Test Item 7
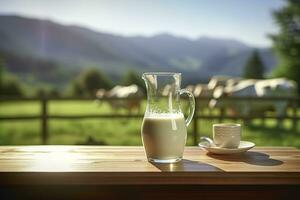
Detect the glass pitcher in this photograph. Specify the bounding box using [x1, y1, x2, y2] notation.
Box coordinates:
[141, 72, 195, 163]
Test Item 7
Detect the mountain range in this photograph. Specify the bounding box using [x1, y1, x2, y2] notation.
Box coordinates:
[0, 15, 276, 85]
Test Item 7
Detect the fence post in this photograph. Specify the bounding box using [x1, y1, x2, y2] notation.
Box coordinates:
[41, 97, 48, 144]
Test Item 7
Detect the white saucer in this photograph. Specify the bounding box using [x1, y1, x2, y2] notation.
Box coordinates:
[198, 141, 255, 155]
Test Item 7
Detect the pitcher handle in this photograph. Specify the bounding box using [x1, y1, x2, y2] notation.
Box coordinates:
[179, 89, 195, 127]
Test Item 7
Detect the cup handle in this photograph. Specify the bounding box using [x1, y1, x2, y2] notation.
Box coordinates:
[179, 89, 195, 127]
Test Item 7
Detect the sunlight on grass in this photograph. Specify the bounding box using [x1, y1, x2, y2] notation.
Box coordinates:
[49, 100, 110, 115]
[0, 101, 299, 147]
[0, 101, 40, 116]
[0, 120, 40, 145]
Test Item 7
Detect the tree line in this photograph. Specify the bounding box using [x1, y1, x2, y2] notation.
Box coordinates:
[0, 63, 145, 97]
[69, 68, 145, 97]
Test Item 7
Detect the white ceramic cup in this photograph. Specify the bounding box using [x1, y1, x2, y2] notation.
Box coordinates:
[213, 123, 241, 148]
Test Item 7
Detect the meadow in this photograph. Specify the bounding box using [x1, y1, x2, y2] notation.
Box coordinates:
[0, 100, 299, 148]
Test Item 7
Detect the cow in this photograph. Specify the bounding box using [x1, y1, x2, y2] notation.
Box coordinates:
[209, 79, 259, 114]
[162, 84, 176, 96]
[185, 83, 214, 113]
[208, 75, 233, 90]
[186, 84, 206, 97]
[226, 77, 244, 88]
[96, 84, 144, 113]
[209, 78, 298, 126]
[184, 77, 245, 113]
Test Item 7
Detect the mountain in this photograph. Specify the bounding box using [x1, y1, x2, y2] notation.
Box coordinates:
[0, 15, 276, 85]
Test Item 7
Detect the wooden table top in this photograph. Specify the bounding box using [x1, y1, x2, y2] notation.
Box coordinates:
[0, 146, 299, 185]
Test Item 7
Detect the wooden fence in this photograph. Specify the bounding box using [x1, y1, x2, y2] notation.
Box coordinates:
[0, 96, 299, 145]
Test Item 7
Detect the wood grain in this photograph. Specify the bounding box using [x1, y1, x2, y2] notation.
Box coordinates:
[0, 146, 299, 185]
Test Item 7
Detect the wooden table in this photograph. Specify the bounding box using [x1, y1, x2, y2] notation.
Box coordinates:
[0, 146, 299, 199]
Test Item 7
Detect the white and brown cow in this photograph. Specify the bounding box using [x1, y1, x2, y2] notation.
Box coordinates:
[208, 75, 233, 90]
[185, 83, 214, 113]
[96, 84, 144, 113]
[209, 78, 298, 123]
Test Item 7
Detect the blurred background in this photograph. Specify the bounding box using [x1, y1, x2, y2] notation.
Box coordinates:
[0, 0, 299, 147]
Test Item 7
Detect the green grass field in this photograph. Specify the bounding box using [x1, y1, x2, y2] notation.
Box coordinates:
[0, 100, 299, 147]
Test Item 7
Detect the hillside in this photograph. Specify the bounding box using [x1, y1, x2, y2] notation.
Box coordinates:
[0, 15, 276, 85]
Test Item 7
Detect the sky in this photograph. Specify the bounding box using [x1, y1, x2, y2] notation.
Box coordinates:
[0, 0, 285, 47]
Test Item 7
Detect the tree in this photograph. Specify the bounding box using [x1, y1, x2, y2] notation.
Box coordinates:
[121, 70, 145, 91]
[70, 80, 84, 97]
[0, 56, 23, 97]
[243, 50, 265, 79]
[36, 88, 47, 98]
[49, 88, 60, 97]
[270, 0, 300, 92]
[72, 68, 112, 97]
[0, 76, 23, 97]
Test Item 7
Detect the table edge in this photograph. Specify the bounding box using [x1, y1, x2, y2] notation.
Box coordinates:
[1, 171, 300, 185]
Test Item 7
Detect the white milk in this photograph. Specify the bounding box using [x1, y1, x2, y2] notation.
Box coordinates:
[141, 113, 187, 160]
